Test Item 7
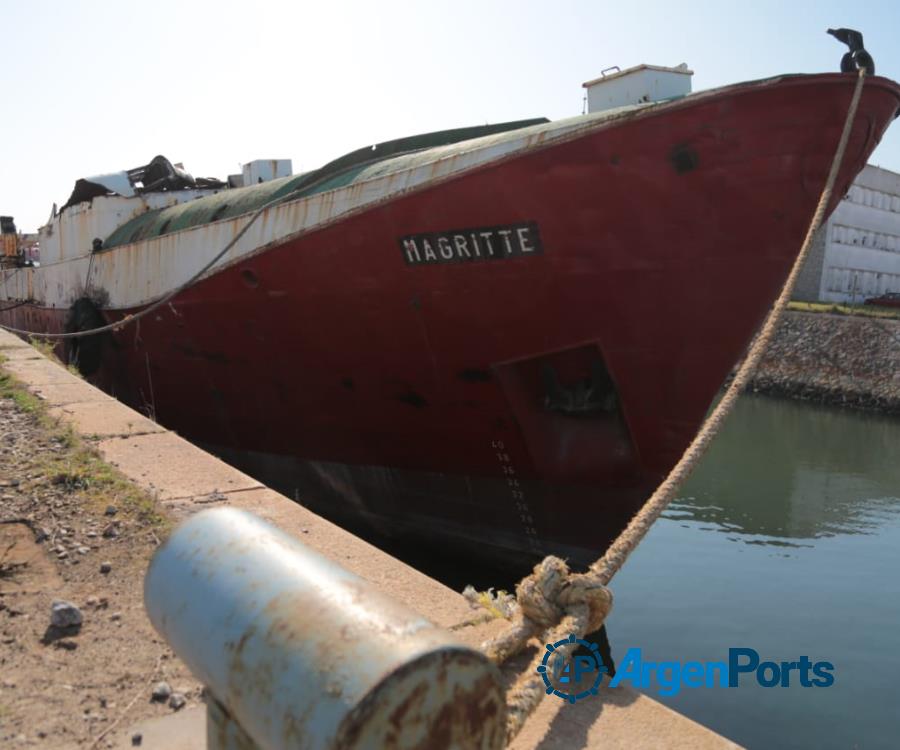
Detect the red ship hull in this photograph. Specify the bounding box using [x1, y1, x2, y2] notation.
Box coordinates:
[5, 74, 900, 569]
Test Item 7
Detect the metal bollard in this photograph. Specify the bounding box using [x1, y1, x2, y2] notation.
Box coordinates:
[144, 507, 506, 749]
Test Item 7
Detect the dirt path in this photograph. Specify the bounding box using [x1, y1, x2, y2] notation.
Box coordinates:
[0, 367, 200, 748]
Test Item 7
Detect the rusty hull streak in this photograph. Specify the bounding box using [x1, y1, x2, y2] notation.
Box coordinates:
[170, 342, 234, 365]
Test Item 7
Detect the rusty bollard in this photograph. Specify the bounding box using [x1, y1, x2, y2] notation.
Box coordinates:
[144, 507, 506, 749]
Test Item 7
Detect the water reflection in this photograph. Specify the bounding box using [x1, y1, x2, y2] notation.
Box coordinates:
[609, 395, 900, 749]
[665, 395, 900, 543]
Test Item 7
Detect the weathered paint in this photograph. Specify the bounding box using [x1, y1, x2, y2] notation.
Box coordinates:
[4, 73, 900, 570]
[2, 112, 637, 308]
[33, 189, 217, 266]
[583, 63, 693, 113]
[145, 508, 506, 750]
[3, 74, 899, 315]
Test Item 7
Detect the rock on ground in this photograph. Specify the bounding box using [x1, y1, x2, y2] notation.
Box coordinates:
[151, 681, 172, 702]
[50, 600, 83, 628]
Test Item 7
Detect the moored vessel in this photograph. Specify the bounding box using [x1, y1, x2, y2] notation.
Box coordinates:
[3, 64, 900, 570]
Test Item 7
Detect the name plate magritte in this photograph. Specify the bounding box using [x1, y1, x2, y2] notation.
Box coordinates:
[399, 222, 543, 266]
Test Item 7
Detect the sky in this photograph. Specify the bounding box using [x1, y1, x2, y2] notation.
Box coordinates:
[3, 0, 900, 232]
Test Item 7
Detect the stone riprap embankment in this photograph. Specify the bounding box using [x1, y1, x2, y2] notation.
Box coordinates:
[750, 311, 900, 414]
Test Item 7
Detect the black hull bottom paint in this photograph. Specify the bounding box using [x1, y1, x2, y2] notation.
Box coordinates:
[204, 443, 655, 580]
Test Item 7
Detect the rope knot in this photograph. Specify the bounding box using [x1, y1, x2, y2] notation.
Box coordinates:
[516, 556, 613, 634]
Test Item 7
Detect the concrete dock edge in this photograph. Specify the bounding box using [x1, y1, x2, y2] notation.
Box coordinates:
[0, 328, 741, 749]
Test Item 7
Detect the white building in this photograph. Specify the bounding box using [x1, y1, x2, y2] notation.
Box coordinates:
[794, 164, 900, 303]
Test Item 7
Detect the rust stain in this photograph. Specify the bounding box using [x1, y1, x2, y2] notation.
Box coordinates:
[336, 649, 505, 749]
[388, 681, 429, 731]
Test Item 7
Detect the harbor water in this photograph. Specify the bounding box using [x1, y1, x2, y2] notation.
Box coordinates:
[254, 390, 899, 748]
[607, 394, 900, 749]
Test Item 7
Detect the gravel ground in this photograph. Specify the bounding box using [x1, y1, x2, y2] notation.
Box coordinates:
[750, 310, 900, 413]
[0, 368, 200, 749]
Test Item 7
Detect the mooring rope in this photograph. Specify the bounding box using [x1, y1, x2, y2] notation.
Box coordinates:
[0, 298, 32, 314]
[483, 68, 867, 744]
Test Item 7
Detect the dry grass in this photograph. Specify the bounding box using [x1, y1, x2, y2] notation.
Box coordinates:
[0, 353, 194, 746]
[0, 359, 170, 533]
[788, 300, 900, 319]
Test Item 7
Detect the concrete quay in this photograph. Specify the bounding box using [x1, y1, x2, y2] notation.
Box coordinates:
[0, 327, 740, 749]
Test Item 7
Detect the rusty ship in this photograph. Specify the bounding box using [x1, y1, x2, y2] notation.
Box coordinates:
[3, 63, 900, 570]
